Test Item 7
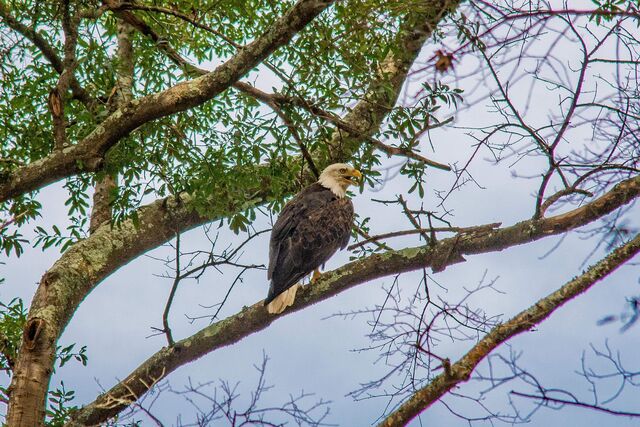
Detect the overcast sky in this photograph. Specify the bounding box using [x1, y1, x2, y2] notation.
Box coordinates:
[2, 2, 640, 426]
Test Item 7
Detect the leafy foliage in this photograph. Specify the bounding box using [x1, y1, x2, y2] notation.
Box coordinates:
[0, 298, 26, 373]
[0, 0, 461, 248]
[590, 0, 633, 24]
[0, 298, 26, 405]
[46, 382, 77, 427]
[56, 343, 88, 369]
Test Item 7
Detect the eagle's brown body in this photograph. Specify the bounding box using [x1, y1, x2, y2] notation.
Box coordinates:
[265, 182, 354, 306]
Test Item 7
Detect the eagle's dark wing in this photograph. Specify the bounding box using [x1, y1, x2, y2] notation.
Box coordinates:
[267, 183, 329, 280]
[265, 183, 354, 305]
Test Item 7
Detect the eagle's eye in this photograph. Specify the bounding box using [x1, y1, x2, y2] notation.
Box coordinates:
[339, 168, 347, 174]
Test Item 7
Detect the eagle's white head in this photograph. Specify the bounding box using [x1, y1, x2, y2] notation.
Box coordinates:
[318, 163, 362, 198]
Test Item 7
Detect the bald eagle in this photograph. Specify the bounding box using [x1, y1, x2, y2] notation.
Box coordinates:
[265, 163, 362, 314]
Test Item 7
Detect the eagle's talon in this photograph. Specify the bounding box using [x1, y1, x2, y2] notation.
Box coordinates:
[311, 268, 321, 284]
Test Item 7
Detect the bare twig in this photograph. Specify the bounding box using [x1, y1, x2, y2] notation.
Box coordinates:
[348, 222, 501, 251]
[162, 232, 180, 346]
[540, 187, 594, 216]
[510, 391, 640, 417]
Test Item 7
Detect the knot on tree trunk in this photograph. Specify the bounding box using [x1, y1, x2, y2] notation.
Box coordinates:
[23, 318, 45, 351]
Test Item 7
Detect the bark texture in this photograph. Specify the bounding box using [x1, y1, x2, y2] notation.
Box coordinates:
[89, 20, 134, 234]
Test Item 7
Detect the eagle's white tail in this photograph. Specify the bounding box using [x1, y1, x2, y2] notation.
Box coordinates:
[266, 283, 301, 314]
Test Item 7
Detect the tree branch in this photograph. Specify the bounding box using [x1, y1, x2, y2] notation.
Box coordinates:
[111, 3, 451, 173]
[509, 391, 640, 418]
[106, 2, 244, 49]
[0, 0, 336, 204]
[67, 174, 640, 426]
[89, 18, 134, 234]
[377, 232, 640, 426]
[236, 83, 453, 169]
[281, 94, 453, 169]
[347, 222, 502, 251]
[161, 232, 180, 347]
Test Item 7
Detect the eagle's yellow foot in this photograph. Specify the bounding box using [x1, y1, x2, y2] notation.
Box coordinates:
[311, 268, 322, 284]
[266, 283, 301, 314]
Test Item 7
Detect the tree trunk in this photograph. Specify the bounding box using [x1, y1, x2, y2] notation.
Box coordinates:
[5, 314, 55, 426]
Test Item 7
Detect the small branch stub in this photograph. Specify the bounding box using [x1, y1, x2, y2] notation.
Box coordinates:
[442, 358, 453, 378]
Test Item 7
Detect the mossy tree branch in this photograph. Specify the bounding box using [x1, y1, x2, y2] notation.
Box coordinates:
[89, 19, 134, 234]
[377, 232, 640, 426]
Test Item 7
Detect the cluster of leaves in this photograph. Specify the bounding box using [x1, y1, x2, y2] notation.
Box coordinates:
[45, 381, 77, 427]
[0, 298, 26, 374]
[349, 214, 382, 259]
[0, 298, 26, 410]
[0, 0, 468, 250]
[383, 81, 462, 197]
[0, 196, 41, 257]
[45, 342, 88, 425]
[34, 225, 77, 253]
[56, 343, 88, 369]
[590, 0, 636, 24]
[453, 12, 487, 51]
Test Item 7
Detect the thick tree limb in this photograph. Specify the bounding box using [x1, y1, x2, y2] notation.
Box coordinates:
[324, 6, 458, 163]
[51, 1, 80, 149]
[377, 233, 640, 427]
[5, 195, 207, 426]
[89, 19, 134, 234]
[0, 0, 336, 204]
[107, 2, 452, 172]
[103, 4, 322, 178]
[67, 174, 640, 426]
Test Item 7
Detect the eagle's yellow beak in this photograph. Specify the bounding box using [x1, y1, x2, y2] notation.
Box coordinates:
[350, 169, 362, 183]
